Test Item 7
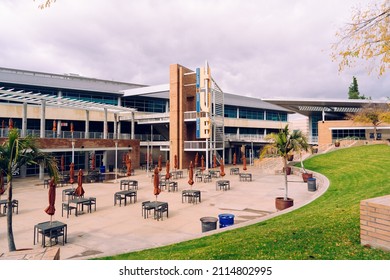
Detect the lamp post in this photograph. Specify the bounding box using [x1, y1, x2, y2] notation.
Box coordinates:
[114, 140, 118, 183]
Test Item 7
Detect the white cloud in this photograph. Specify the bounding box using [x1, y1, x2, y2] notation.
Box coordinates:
[0, 0, 388, 99]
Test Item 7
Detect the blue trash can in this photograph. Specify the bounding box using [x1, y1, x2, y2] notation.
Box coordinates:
[100, 165, 106, 174]
[307, 177, 317, 192]
[218, 213, 234, 228]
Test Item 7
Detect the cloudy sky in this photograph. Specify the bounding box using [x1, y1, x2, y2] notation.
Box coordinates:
[0, 0, 388, 100]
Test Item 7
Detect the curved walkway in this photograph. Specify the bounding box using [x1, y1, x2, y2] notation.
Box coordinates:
[0, 164, 329, 260]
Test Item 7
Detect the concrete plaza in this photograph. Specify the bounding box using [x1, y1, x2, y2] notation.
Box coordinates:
[0, 164, 327, 260]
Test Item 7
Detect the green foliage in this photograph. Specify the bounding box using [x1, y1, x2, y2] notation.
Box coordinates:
[0, 129, 59, 251]
[348, 76, 367, 99]
[99, 145, 390, 260]
[260, 125, 310, 200]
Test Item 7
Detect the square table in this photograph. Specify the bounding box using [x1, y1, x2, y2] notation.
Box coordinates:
[239, 173, 252, 181]
[216, 180, 230, 191]
[182, 190, 201, 204]
[230, 167, 240, 175]
[114, 190, 137, 206]
[67, 197, 96, 216]
[142, 201, 168, 220]
[34, 221, 67, 247]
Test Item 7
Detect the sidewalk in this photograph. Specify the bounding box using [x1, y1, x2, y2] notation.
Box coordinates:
[0, 165, 327, 260]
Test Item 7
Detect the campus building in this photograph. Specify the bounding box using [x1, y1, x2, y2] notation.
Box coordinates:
[1, 65, 388, 179]
[0, 64, 291, 178]
[264, 99, 390, 147]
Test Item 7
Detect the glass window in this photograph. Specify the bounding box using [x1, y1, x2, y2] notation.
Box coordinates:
[266, 110, 287, 122]
[224, 105, 237, 118]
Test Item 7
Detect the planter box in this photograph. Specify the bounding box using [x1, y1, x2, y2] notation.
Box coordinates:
[275, 197, 294, 210]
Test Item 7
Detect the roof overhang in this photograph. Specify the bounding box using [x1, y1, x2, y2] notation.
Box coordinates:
[262, 98, 388, 116]
[0, 88, 136, 116]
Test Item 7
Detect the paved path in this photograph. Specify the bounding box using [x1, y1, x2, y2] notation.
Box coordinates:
[0, 165, 328, 260]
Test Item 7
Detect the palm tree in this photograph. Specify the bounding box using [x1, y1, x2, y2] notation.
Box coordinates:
[0, 129, 59, 251]
[261, 125, 310, 201]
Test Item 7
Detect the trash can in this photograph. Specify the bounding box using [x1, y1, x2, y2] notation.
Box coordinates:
[100, 165, 106, 174]
[307, 177, 317, 192]
[218, 213, 235, 228]
[109, 165, 114, 172]
[200, 217, 218, 233]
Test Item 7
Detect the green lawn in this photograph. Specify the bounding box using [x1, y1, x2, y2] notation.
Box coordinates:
[100, 144, 390, 260]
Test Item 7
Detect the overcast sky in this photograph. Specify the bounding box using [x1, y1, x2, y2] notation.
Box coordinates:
[0, 0, 388, 100]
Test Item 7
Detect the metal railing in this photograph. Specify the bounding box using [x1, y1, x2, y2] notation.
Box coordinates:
[225, 133, 269, 142]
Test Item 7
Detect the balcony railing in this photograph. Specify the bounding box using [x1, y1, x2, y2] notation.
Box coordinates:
[225, 133, 269, 142]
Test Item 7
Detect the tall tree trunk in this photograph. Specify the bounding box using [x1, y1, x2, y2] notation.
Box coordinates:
[283, 157, 288, 200]
[374, 125, 377, 140]
[7, 181, 16, 251]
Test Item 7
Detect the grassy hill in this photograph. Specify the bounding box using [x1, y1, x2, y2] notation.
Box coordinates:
[100, 144, 390, 260]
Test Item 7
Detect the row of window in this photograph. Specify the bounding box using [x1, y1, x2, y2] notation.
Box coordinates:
[224, 105, 287, 122]
[332, 129, 366, 140]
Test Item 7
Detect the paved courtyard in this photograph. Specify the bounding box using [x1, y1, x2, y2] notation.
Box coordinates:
[0, 164, 327, 260]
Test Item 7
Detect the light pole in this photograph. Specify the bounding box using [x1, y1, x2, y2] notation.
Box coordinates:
[114, 140, 118, 183]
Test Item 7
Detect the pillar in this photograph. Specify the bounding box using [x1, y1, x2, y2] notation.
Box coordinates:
[85, 110, 90, 139]
[40, 100, 46, 138]
[103, 108, 108, 139]
[21, 102, 27, 137]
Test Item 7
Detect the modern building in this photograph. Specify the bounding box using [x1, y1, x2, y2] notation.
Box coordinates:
[0, 64, 291, 178]
[264, 98, 390, 147]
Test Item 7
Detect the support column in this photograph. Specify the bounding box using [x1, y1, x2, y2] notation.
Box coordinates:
[39, 162, 44, 180]
[114, 114, 118, 139]
[57, 120, 62, 138]
[21, 102, 27, 137]
[40, 100, 46, 138]
[103, 108, 108, 139]
[131, 112, 135, 139]
[117, 118, 121, 140]
[85, 110, 90, 139]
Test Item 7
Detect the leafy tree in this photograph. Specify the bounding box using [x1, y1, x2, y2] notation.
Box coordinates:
[0, 129, 59, 251]
[348, 103, 390, 140]
[348, 76, 367, 99]
[332, 0, 390, 75]
[261, 125, 310, 200]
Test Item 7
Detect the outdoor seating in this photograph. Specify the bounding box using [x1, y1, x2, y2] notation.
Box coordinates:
[154, 202, 169, 221]
[203, 173, 212, 183]
[182, 190, 201, 204]
[82, 197, 97, 212]
[61, 202, 77, 218]
[195, 173, 203, 182]
[230, 167, 239, 175]
[168, 181, 178, 192]
[120, 179, 138, 190]
[34, 221, 67, 248]
[239, 173, 252, 181]
[142, 201, 152, 218]
[87, 170, 102, 183]
[2, 199, 19, 214]
[114, 190, 137, 206]
[216, 180, 230, 191]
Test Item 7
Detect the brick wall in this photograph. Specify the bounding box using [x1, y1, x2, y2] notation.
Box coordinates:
[360, 195, 390, 252]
